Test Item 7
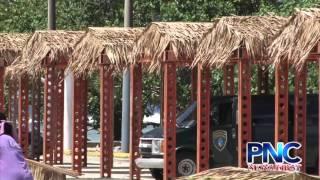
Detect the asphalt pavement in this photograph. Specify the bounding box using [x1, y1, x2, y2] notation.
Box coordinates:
[58, 155, 153, 180]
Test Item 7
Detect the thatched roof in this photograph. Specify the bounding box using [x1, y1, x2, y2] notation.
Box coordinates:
[270, 8, 320, 71]
[193, 16, 288, 68]
[68, 27, 143, 76]
[17, 30, 84, 76]
[0, 33, 29, 66]
[178, 167, 318, 180]
[133, 22, 212, 72]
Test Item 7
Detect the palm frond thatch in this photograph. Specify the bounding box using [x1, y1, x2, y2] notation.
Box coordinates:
[0, 33, 29, 65]
[178, 167, 318, 180]
[133, 22, 212, 72]
[193, 16, 288, 68]
[69, 27, 143, 76]
[17, 30, 84, 77]
[27, 159, 79, 180]
[270, 8, 320, 71]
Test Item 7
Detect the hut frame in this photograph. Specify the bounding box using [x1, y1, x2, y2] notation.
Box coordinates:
[130, 49, 196, 179]
[67, 27, 144, 177]
[268, 8, 320, 173]
[98, 53, 114, 178]
[9, 31, 86, 168]
[193, 15, 290, 172]
[0, 33, 33, 159]
[42, 54, 67, 165]
[130, 22, 212, 179]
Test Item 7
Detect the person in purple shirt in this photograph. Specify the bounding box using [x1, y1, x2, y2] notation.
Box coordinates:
[0, 113, 33, 180]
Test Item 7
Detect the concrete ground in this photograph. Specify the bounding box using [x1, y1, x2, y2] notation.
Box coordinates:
[58, 155, 153, 180]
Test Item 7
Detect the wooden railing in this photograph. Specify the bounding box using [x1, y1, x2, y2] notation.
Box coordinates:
[27, 159, 80, 180]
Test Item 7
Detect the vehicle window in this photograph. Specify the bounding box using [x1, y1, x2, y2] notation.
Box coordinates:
[212, 102, 232, 126]
[252, 100, 274, 124]
[176, 102, 197, 128]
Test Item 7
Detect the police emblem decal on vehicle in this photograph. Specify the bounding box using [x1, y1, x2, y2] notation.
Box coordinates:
[213, 130, 227, 152]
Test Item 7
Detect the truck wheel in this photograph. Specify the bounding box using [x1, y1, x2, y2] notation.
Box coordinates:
[176, 152, 196, 177]
[150, 168, 163, 180]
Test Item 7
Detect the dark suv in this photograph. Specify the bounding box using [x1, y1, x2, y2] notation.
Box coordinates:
[135, 95, 319, 179]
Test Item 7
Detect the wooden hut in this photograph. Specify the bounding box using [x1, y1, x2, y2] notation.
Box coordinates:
[0, 33, 29, 118]
[0, 33, 30, 158]
[10, 30, 84, 166]
[67, 27, 143, 176]
[269, 8, 320, 173]
[194, 16, 287, 171]
[131, 22, 212, 179]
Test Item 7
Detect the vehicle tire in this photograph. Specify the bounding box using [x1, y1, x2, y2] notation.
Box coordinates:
[150, 168, 163, 180]
[176, 152, 196, 177]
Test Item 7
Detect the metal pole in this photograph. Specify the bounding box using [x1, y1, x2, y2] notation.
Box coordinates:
[48, 0, 56, 30]
[121, 0, 133, 153]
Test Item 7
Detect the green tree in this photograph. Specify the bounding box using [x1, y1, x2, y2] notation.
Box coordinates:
[2, 0, 320, 137]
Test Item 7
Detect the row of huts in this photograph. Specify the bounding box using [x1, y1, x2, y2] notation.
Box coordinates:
[1, 8, 320, 179]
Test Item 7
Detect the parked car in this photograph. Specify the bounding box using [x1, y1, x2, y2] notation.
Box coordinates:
[136, 95, 319, 179]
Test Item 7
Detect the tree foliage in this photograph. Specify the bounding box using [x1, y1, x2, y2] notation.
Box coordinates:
[1, 0, 320, 139]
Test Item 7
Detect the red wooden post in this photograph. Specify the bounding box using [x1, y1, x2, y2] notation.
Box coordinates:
[275, 62, 289, 144]
[257, 65, 269, 95]
[196, 65, 211, 172]
[223, 65, 235, 96]
[163, 62, 177, 180]
[237, 51, 252, 167]
[72, 76, 88, 173]
[31, 78, 41, 161]
[18, 75, 29, 156]
[54, 69, 64, 164]
[8, 78, 19, 129]
[294, 65, 307, 172]
[0, 67, 5, 112]
[99, 66, 114, 178]
[18, 75, 29, 157]
[129, 64, 143, 179]
[44, 66, 55, 164]
[82, 79, 88, 168]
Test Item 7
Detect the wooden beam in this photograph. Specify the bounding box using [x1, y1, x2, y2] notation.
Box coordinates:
[53, 69, 64, 164]
[163, 62, 177, 179]
[99, 66, 114, 178]
[257, 65, 269, 95]
[223, 65, 235, 96]
[294, 65, 307, 172]
[237, 51, 252, 168]
[72, 76, 88, 173]
[129, 64, 143, 179]
[196, 65, 211, 172]
[18, 75, 29, 157]
[44, 66, 55, 164]
[275, 61, 289, 144]
[8, 78, 18, 130]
